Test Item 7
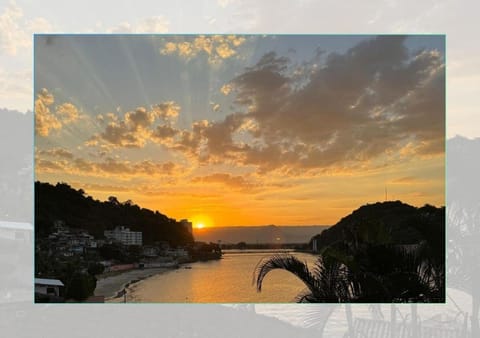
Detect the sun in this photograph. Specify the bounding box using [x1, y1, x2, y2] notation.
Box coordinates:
[191, 214, 214, 229]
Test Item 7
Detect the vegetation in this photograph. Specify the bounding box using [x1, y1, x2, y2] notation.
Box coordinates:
[35, 181, 194, 246]
[254, 201, 445, 303]
[35, 181, 197, 302]
[65, 272, 97, 301]
[35, 251, 98, 301]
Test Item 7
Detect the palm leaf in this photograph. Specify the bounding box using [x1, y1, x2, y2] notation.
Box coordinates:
[254, 254, 319, 297]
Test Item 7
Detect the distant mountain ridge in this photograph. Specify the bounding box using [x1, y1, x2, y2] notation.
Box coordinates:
[193, 225, 329, 244]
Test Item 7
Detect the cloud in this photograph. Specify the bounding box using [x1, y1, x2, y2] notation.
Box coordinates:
[35, 158, 66, 172]
[108, 16, 169, 33]
[36, 147, 74, 159]
[95, 158, 179, 176]
[35, 88, 60, 136]
[0, 67, 32, 111]
[67, 181, 221, 201]
[160, 35, 246, 64]
[87, 102, 181, 148]
[202, 113, 246, 156]
[77, 37, 444, 177]
[220, 83, 233, 95]
[0, 2, 52, 112]
[152, 125, 179, 141]
[191, 173, 257, 191]
[34, 88, 81, 136]
[175, 36, 445, 173]
[125, 107, 155, 129]
[168, 113, 249, 164]
[162, 42, 177, 54]
[0, 1, 26, 55]
[55, 102, 79, 123]
[94, 120, 149, 148]
[172, 120, 209, 160]
[151, 101, 180, 120]
[36, 152, 185, 179]
[0, 1, 53, 55]
[215, 42, 236, 59]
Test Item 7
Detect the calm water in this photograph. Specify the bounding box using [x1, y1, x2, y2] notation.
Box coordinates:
[127, 250, 318, 303]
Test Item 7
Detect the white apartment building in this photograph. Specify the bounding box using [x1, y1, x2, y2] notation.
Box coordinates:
[104, 226, 142, 246]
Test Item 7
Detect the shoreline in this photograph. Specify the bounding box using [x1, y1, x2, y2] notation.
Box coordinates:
[94, 267, 171, 301]
[94, 257, 222, 302]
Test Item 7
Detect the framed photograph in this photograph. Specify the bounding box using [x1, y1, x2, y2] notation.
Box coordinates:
[34, 34, 445, 304]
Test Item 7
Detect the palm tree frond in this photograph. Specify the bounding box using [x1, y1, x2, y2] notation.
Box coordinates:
[254, 254, 318, 295]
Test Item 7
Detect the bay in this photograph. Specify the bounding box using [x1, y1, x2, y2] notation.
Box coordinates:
[127, 249, 318, 303]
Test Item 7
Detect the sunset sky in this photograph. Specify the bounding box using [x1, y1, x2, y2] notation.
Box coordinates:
[34, 35, 445, 227]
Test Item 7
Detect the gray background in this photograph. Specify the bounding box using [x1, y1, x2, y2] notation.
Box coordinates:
[1, 0, 478, 337]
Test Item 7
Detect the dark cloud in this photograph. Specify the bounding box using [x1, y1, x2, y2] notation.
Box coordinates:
[191, 36, 445, 173]
[152, 125, 179, 140]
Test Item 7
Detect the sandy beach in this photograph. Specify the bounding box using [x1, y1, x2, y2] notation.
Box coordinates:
[94, 268, 168, 301]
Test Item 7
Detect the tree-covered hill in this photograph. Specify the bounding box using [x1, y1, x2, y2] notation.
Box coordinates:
[35, 181, 193, 246]
[255, 201, 445, 303]
[310, 200, 445, 249]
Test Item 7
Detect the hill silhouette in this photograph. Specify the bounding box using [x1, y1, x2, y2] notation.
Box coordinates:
[35, 181, 193, 246]
[311, 200, 445, 249]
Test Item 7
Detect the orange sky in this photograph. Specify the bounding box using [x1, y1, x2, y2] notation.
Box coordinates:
[35, 35, 445, 227]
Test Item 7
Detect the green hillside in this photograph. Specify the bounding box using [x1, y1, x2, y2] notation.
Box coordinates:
[35, 181, 193, 246]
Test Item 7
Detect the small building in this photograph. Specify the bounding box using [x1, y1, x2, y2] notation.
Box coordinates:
[35, 278, 64, 297]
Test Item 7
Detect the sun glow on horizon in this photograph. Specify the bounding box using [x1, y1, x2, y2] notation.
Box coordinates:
[190, 214, 214, 229]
